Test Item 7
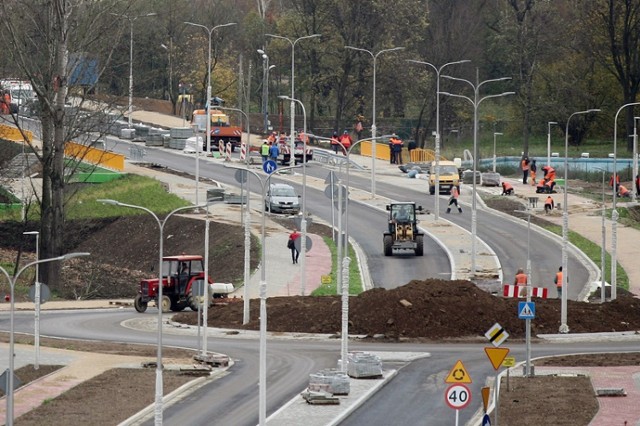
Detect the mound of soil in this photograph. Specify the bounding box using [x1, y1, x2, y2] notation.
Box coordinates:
[174, 279, 640, 339]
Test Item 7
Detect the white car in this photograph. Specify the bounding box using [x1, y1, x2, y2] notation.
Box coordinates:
[265, 183, 300, 214]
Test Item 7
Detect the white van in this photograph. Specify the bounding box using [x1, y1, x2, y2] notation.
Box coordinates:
[265, 183, 300, 214]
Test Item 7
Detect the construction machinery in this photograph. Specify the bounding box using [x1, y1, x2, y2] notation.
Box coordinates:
[134, 255, 234, 313]
[192, 108, 242, 152]
[383, 202, 424, 256]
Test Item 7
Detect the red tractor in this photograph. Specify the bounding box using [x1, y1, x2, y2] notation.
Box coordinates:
[134, 255, 233, 313]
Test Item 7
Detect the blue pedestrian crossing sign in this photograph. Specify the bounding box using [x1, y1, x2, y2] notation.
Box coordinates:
[263, 160, 277, 174]
[518, 301, 535, 319]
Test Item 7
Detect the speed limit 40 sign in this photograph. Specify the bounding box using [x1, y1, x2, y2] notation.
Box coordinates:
[445, 384, 472, 410]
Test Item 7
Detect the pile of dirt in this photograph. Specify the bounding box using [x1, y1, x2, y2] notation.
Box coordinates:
[174, 279, 640, 339]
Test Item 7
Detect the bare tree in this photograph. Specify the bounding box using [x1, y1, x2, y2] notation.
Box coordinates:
[0, 0, 125, 289]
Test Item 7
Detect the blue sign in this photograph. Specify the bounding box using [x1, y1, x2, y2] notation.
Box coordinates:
[263, 160, 277, 174]
[518, 301, 535, 319]
[482, 413, 491, 426]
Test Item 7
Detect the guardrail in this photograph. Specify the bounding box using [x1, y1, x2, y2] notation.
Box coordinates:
[64, 141, 125, 171]
[0, 124, 32, 143]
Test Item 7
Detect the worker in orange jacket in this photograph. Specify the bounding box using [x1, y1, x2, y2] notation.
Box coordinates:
[554, 266, 564, 298]
[542, 165, 556, 181]
[609, 174, 620, 192]
[618, 184, 630, 198]
[544, 195, 554, 214]
[501, 181, 514, 196]
[514, 268, 528, 297]
[521, 157, 530, 184]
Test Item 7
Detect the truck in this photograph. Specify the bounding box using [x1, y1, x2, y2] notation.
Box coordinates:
[192, 108, 243, 152]
[134, 255, 234, 313]
[428, 160, 461, 195]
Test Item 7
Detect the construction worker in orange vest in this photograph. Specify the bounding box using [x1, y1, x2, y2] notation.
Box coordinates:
[330, 131, 340, 154]
[514, 268, 528, 297]
[529, 159, 537, 185]
[544, 195, 554, 214]
[618, 184, 631, 198]
[501, 181, 514, 196]
[609, 174, 620, 192]
[555, 266, 563, 298]
[521, 157, 530, 184]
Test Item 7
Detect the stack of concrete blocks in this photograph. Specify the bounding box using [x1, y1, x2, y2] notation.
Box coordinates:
[346, 352, 383, 379]
[168, 127, 193, 150]
[145, 127, 168, 147]
[133, 124, 150, 140]
[308, 369, 350, 395]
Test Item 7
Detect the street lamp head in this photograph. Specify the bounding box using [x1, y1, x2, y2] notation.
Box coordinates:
[549, 121, 558, 125]
[268, 65, 276, 71]
[257, 49, 265, 55]
[588, 109, 601, 113]
[63, 252, 91, 260]
[215, 22, 237, 30]
[494, 132, 503, 136]
[97, 198, 119, 206]
[23, 231, 39, 235]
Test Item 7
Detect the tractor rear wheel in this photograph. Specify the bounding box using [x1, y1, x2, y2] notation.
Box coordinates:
[160, 295, 171, 313]
[134, 295, 147, 313]
[187, 290, 199, 311]
[383, 235, 393, 256]
[415, 235, 424, 256]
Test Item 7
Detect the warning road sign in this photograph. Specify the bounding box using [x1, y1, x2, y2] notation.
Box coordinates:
[485, 347, 510, 370]
[484, 323, 509, 347]
[445, 360, 472, 384]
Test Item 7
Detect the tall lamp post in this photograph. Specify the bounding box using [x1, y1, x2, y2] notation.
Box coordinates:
[492, 132, 503, 172]
[633, 116, 640, 202]
[224, 163, 301, 426]
[1, 252, 89, 426]
[112, 12, 157, 130]
[611, 102, 640, 302]
[185, 22, 237, 154]
[266, 33, 321, 161]
[278, 95, 310, 295]
[406, 59, 470, 220]
[547, 121, 558, 167]
[594, 167, 608, 304]
[344, 45, 405, 198]
[256, 50, 275, 133]
[560, 109, 600, 333]
[97, 200, 208, 425]
[22, 231, 40, 369]
[440, 74, 514, 277]
[219, 106, 252, 323]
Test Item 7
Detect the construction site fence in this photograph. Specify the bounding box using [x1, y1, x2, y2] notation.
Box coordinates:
[359, 143, 444, 164]
[64, 141, 125, 171]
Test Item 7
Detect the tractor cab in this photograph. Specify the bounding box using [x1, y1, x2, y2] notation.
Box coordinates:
[384, 202, 424, 256]
[134, 255, 232, 314]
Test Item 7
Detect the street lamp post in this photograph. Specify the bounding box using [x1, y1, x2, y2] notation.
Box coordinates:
[112, 13, 158, 130]
[185, 22, 237, 154]
[493, 132, 503, 173]
[547, 121, 558, 167]
[611, 102, 640, 301]
[256, 50, 275, 133]
[560, 109, 600, 333]
[219, 106, 252, 324]
[224, 163, 301, 426]
[406, 59, 470, 220]
[22, 231, 40, 369]
[345, 45, 405, 198]
[97, 200, 208, 425]
[278, 95, 310, 295]
[633, 117, 640, 202]
[440, 73, 514, 277]
[1, 252, 89, 426]
[266, 34, 321, 162]
[594, 167, 608, 304]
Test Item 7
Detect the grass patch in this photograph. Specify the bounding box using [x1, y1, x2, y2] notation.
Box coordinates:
[66, 174, 190, 219]
[312, 236, 363, 296]
[543, 224, 628, 291]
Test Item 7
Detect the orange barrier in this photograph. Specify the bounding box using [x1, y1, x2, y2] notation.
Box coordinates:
[0, 124, 32, 142]
[64, 141, 125, 171]
[360, 141, 391, 161]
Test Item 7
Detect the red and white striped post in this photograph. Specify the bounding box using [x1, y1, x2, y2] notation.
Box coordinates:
[225, 142, 232, 161]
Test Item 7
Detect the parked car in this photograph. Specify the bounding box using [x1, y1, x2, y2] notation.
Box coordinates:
[265, 183, 300, 214]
